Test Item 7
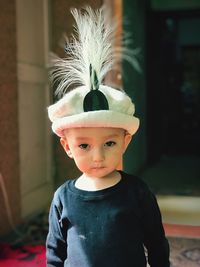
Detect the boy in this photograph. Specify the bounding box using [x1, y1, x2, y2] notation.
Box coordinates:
[46, 6, 170, 267]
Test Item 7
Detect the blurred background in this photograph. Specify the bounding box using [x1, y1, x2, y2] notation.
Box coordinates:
[0, 0, 199, 240]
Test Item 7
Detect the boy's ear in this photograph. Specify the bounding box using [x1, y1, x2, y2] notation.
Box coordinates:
[60, 138, 73, 158]
[123, 133, 132, 153]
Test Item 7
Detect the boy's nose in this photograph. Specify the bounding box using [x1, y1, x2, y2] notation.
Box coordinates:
[92, 148, 105, 162]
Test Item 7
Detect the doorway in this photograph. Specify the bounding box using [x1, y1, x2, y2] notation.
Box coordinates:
[144, 9, 200, 196]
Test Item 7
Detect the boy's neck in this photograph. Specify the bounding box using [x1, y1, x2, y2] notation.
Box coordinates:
[75, 171, 121, 191]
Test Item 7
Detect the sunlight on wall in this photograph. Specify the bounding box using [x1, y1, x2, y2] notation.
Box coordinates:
[158, 195, 200, 225]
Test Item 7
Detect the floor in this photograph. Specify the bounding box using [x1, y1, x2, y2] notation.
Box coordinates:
[0, 238, 200, 267]
[168, 237, 200, 267]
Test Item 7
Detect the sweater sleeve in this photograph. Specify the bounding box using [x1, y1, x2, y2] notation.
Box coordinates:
[139, 184, 170, 267]
[46, 194, 68, 267]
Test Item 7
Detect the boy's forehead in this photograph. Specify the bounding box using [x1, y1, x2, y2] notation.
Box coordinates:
[65, 127, 125, 138]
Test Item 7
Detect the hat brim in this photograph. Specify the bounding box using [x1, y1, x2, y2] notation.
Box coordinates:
[52, 110, 139, 137]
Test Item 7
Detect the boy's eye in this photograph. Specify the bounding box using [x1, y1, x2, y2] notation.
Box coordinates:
[105, 141, 116, 147]
[79, 144, 89, 149]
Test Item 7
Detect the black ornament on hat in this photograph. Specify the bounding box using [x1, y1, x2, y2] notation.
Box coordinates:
[83, 64, 109, 112]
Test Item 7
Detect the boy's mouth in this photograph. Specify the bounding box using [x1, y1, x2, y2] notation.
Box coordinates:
[91, 166, 105, 169]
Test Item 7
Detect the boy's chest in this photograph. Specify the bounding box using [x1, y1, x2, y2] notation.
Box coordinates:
[60, 191, 147, 267]
[65, 194, 143, 244]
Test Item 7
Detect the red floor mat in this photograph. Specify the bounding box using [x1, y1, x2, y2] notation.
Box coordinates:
[0, 243, 46, 267]
[0, 237, 200, 267]
[164, 223, 200, 238]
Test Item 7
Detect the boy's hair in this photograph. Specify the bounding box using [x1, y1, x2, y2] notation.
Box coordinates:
[47, 6, 140, 137]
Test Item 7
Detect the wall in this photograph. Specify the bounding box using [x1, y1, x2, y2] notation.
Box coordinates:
[0, 1, 20, 235]
[16, 0, 53, 219]
[123, 0, 147, 173]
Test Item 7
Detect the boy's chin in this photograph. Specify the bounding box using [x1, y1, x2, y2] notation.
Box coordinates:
[85, 169, 117, 179]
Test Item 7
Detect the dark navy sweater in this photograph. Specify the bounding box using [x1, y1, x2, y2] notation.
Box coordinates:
[46, 172, 170, 267]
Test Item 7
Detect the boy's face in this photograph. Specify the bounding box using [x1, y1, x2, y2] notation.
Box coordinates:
[60, 127, 132, 179]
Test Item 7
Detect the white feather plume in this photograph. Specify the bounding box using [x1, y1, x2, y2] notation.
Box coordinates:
[50, 6, 140, 97]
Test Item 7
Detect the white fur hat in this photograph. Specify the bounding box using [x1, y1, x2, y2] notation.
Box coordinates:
[48, 7, 140, 137]
[48, 85, 139, 137]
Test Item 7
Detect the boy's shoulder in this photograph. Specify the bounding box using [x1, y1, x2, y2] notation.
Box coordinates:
[121, 171, 149, 190]
[121, 171, 153, 199]
[52, 179, 74, 203]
